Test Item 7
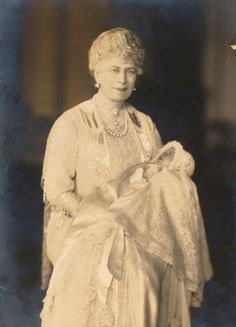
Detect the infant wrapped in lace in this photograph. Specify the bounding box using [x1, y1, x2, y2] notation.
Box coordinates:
[64, 141, 212, 306]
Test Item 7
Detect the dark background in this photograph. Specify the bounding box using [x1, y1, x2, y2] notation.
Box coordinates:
[0, 0, 235, 326]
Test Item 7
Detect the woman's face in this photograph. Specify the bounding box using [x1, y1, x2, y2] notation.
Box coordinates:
[95, 56, 138, 104]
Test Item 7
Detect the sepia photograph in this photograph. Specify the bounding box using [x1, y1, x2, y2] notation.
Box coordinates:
[0, 0, 235, 326]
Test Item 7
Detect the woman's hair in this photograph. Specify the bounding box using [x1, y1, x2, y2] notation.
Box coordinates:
[88, 27, 145, 76]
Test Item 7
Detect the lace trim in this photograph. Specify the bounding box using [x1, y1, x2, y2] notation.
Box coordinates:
[87, 131, 111, 188]
[107, 126, 143, 180]
[53, 191, 81, 217]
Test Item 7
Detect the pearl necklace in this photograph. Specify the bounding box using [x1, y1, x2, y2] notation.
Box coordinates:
[93, 99, 128, 137]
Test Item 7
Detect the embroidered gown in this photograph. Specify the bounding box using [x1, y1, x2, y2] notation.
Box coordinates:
[40, 97, 212, 327]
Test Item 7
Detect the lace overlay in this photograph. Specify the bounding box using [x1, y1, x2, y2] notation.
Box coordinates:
[87, 131, 111, 188]
[137, 129, 152, 160]
[87, 119, 145, 187]
[107, 122, 143, 180]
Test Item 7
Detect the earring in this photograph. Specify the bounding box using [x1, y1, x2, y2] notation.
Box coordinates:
[95, 82, 100, 88]
[133, 87, 137, 91]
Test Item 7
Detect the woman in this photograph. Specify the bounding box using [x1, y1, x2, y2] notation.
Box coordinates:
[40, 27, 212, 327]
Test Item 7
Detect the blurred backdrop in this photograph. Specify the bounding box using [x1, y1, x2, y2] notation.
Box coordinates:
[0, 0, 235, 326]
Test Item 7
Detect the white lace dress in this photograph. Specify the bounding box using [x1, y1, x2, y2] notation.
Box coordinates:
[40, 98, 212, 327]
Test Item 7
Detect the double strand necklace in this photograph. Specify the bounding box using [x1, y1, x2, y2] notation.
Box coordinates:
[93, 99, 128, 137]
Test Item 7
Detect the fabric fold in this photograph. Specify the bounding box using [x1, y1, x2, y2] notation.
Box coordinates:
[97, 222, 125, 304]
[42, 141, 213, 322]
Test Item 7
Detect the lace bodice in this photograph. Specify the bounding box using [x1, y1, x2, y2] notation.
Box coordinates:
[106, 121, 143, 180]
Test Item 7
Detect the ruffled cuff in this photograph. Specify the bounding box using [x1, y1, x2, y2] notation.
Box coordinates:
[52, 191, 81, 217]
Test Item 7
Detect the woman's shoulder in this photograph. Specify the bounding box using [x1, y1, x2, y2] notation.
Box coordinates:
[126, 103, 154, 129]
[51, 99, 94, 130]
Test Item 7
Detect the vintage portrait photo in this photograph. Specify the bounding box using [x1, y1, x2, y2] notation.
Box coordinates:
[0, 1, 235, 326]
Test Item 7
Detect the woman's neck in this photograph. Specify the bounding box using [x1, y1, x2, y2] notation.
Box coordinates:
[94, 90, 124, 111]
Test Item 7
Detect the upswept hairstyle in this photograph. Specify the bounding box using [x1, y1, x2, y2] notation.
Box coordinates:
[88, 27, 145, 76]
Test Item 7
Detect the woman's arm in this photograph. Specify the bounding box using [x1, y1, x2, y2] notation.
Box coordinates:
[149, 117, 163, 159]
[42, 113, 81, 217]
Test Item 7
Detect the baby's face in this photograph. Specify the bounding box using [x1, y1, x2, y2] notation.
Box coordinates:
[156, 147, 175, 167]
